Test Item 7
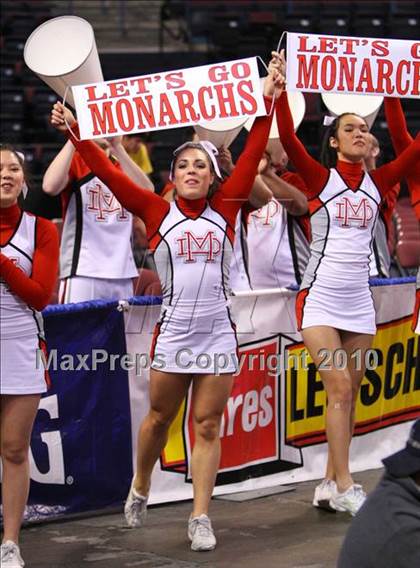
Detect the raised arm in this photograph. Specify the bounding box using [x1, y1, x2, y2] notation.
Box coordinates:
[50, 102, 168, 230]
[70, 127, 167, 230]
[42, 139, 75, 195]
[211, 55, 286, 218]
[214, 96, 274, 208]
[0, 218, 59, 311]
[383, 98, 420, 211]
[371, 134, 420, 196]
[384, 98, 413, 153]
[276, 91, 328, 197]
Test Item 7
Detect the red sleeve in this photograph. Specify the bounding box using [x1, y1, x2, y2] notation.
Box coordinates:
[67, 126, 169, 236]
[384, 98, 413, 154]
[68, 153, 78, 181]
[382, 183, 401, 211]
[383, 99, 420, 209]
[211, 96, 274, 225]
[371, 134, 420, 197]
[380, 183, 401, 229]
[0, 218, 59, 310]
[276, 91, 328, 198]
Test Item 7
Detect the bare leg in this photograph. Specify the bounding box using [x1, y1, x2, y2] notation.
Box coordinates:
[324, 332, 373, 482]
[1, 394, 41, 544]
[340, 331, 374, 441]
[190, 373, 234, 517]
[134, 370, 191, 495]
[302, 326, 353, 492]
[325, 448, 335, 481]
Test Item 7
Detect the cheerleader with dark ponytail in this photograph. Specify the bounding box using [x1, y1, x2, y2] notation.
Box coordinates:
[273, 50, 420, 517]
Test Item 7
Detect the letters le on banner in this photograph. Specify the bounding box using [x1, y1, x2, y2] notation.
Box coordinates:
[286, 32, 420, 98]
[72, 58, 266, 140]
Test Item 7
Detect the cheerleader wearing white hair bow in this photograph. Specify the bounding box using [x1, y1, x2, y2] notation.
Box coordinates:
[50, 60, 284, 551]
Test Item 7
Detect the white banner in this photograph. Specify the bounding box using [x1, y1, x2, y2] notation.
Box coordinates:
[125, 282, 419, 504]
[72, 58, 267, 140]
[286, 32, 420, 98]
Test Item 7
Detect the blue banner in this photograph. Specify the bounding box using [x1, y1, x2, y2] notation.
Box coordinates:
[28, 304, 133, 520]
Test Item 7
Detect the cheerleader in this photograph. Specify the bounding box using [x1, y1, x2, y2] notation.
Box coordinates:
[42, 136, 153, 303]
[273, 51, 420, 515]
[0, 146, 59, 567]
[50, 65, 281, 551]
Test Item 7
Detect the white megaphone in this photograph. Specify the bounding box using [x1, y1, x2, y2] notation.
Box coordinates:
[194, 116, 248, 149]
[321, 93, 383, 129]
[24, 15, 103, 108]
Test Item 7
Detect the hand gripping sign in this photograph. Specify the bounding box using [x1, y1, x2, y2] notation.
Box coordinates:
[71, 58, 267, 140]
[286, 32, 420, 98]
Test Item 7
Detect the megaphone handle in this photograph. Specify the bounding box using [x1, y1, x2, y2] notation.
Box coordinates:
[62, 86, 81, 142]
[276, 31, 286, 54]
[256, 56, 277, 117]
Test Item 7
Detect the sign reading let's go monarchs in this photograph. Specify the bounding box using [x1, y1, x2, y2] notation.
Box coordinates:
[72, 57, 266, 140]
[286, 32, 420, 98]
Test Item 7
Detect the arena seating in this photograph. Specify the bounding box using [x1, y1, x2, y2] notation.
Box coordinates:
[394, 198, 420, 273]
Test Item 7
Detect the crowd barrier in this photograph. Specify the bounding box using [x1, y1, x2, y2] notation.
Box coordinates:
[24, 278, 419, 521]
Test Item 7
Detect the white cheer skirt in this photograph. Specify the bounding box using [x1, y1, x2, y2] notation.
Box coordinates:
[1, 334, 49, 395]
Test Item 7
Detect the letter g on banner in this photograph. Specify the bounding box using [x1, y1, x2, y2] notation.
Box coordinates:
[29, 395, 66, 485]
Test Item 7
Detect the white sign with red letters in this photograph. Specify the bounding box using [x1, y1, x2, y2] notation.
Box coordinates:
[72, 58, 267, 140]
[286, 32, 420, 98]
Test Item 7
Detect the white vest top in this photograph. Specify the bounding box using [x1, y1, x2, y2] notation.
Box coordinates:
[153, 201, 233, 317]
[60, 172, 138, 279]
[248, 198, 309, 289]
[302, 169, 381, 291]
[1, 212, 44, 339]
[230, 211, 252, 292]
[230, 200, 310, 291]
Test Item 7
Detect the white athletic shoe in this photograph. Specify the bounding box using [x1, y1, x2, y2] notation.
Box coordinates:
[312, 479, 337, 511]
[124, 480, 148, 528]
[0, 541, 25, 567]
[330, 484, 366, 516]
[188, 514, 217, 551]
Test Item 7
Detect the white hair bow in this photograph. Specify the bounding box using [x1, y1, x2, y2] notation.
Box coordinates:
[323, 115, 336, 126]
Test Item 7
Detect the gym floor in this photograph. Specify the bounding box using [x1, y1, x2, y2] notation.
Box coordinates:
[21, 469, 382, 568]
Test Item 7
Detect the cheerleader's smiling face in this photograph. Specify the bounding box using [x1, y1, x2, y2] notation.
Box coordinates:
[0, 150, 25, 208]
[330, 114, 370, 163]
[173, 148, 215, 200]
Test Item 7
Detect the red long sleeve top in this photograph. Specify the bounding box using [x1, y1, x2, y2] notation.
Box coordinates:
[384, 97, 420, 220]
[67, 97, 274, 241]
[0, 204, 59, 310]
[276, 91, 420, 212]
